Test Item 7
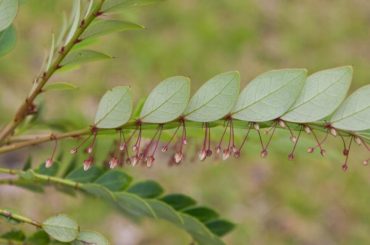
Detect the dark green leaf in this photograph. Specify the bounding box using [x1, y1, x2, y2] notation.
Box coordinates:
[66, 166, 103, 183]
[26, 230, 50, 245]
[160, 194, 197, 211]
[127, 180, 164, 198]
[81, 183, 116, 202]
[1, 230, 26, 241]
[115, 192, 156, 218]
[146, 199, 183, 225]
[205, 219, 235, 237]
[183, 206, 219, 223]
[35, 161, 60, 176]
[94, 170, 132, 191]
[22, 157, 32, 171]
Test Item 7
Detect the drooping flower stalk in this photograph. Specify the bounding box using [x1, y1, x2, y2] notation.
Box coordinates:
[288, 126, 303, 160]
[45, 136, 58, 168]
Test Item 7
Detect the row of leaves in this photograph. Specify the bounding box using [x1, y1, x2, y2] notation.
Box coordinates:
[0, 214, 109, 245]
[3, 158, 235, 245]
[93, 66, 370, 137]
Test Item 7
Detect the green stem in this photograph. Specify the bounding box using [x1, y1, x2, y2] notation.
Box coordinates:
[0, 0, 106, 144]
[0, 208, 42, 228]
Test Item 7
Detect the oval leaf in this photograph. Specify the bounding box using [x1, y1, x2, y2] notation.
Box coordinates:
[330, 85, 370, 131]
[160, 194, 197, 211]
[103, 0, 165, 12]
[183, 206, 219, 223]
[232, 69, 306, 122]
[0, 0, 18, 31]
[66, 166, 103, 183]
[81, 20, 144, 40]
[184, 71, 240, 122]
[94, 86, 133, 128]
[72, 231, 110, 245]
[94, 170, 132, 191]
[115, 192, 156, 218]
[44, 82, 78, 92]
[146, 199, 184, 225]
[127, 180, 164, 198]
[61, 49, 111, 68]
[140, 76, 190, 123]
[282, 66, 352, 122]
[42, 214, 79, 242]
[205, 219, 235, 237]
[0, 25, 16, 57]
[81, 183, 116, 202]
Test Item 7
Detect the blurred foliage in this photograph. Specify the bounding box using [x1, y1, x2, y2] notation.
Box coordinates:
[1, 0, 370, 244]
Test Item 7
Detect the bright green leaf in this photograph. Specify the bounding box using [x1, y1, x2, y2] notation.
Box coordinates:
[102, 0, 165, 12]
[44, 82, 78, 92]
[0, 25, 16, 57]
[94, 86, 133, 128]
[61, 49, 111, 68]
[66, 166, 103, 183]
[72, 230, 110, 245]
[183, 206, 219, 223]
[94, 170, 132, 191]
[232, 69, 306, 122]
[185, 71, 240, 122]
[160, 194, 196, 211]
[127, 180, 164, 198]
[205, 219, 235, 237]
[330, 85, 370, 131]
[0, 0, 18, 31]
[282, 66, 352, 122]
[81, 20, 144, 40]
[140, 76, 190, 123]
[115, 192, 156, 218]
[42, 214, 79, 242]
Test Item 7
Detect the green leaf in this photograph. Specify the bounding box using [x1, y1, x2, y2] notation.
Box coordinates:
[127, 180, 164, 198]
[161, 194, 196, 211]
[146, 199, 184, 225]
[81, 20, 144, 40]
[140, 76, 190, 123]
[0, 0, 18, 31]
[42, 214, 79, 242]
[1, 230, 26, 241]
[94, 170, 132, 191]
[103, 0, 165, 12]
[330, 85, 370, 131]
[66, 166, 103, 183]
[184, 71, 240, 122]
[46, 33, 55, 70]
[35, 161, 60, 176]
[26, 230, 50, 245]
[81, 183, 116, 202]
[61, 49, 111, 68]
[183, 206, 219, 223]
[22, 157, 32, 171]
[64, 0, 80, 44]
[232, 69, 306, 122]
[282, 66, 352, 122]
[44, 82, 78, 92]
[94, 86, 133, 128]
[115, 192, 156, 218]
[72, 231, 110, 245]
[205, 219, 235, 237]
[0, 25, 16, 57]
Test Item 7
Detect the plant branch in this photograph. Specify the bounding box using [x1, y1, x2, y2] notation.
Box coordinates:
[0, 0, 106, 144]
[0, 208, 42, 229]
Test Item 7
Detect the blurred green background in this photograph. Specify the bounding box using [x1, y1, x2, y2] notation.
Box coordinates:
[1, 0, 370, 244]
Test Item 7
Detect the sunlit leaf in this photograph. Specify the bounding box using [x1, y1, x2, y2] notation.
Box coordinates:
[127, 180, 164, 198]
[140, 76, 190, 123]
[0, 0, 18, 31]
[330, 85, 370, 131]
[282, 66, 352, 122]
[0, 25, 16, 57]
[72, 230, 110, 245]
[185, 71, 240, 122]
[44, 82, 78, 92]
[94, 86, 133, 128]
[94, 170, 132, 191]
[103, 0, 165, 12]
[61, 49, 111, 68]
[232, 69, 306, 122]
[205, 219, 235, 237]
[42, 214, 79, 242]
[82, 20, 144, 40]
[160, 194, 197, 211]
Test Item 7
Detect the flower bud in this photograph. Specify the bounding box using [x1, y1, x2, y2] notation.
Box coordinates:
[260, 149, 268, 158]
[174, 152, 183, 163]
[278, 120, 286, 128]
[304, 126, 311, 134]
[161, 145, 168, 152]
[109, 157, 118, 169]
[288, 153, 294, 161]
[45, 159, 53, 168]
[199, 150, 207, 161]
[307, 147, 314, 153]
[146, 156, 155, 168]
[70, 148, 77, 154]
[330, 128, 337, 137]
[222, 149, 230, 160]
[354, 137, 363, 145]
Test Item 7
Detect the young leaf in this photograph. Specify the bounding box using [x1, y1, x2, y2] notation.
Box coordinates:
[161, 194, 197, 211]
[94, 86, 133, 128]
[232, 69, 306, 122]
[205, 219, 235, 237]
[72, 231, 110, 245]
[183, 206, 219, 223]
[140, 76, 190, 123]
[64, 0, 81, 45]
[184, 71, 240, 122]
[44, 82, 78, 92]
[66, 166, 103, 183]
[42, 214, 79, 242]
[115, 192, 156, 218]
[146, 199, 184, 225]
[0, 25, 16, 57]
[127, 180, 164, 198]
[0, 0, 18, 31]
[46, 33, 55, 70]
[282, 66, 352, 122]
[102, 0, 165, 12]
[61, 49, 111, 68]
[81, 20, 144, 40]
[330, 85, 370, 131]
[94, 170, 132, 191]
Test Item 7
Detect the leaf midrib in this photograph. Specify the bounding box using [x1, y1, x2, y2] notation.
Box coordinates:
[95, 89, 128, 125]
[331, 104, 370, 124]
